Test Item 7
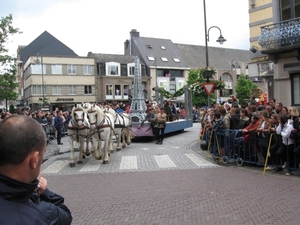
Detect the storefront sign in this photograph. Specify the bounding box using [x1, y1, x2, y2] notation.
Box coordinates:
[56, 98, 74, 101]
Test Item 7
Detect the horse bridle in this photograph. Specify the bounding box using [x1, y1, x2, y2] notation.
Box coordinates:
[87, 109, 97, 126]
[73, 108, 85, 123]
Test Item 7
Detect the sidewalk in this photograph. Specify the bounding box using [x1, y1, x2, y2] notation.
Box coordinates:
[45, 135, 72, 160]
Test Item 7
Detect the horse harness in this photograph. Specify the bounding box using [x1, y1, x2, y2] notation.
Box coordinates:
[88, 109, 115, 140]
[114, 113, 132, 129]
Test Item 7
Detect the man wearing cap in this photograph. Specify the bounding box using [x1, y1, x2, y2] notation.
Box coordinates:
[138, 109, 156, 135]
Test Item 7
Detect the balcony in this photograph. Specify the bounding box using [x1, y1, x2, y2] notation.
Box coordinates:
[258, 18, 300, 55]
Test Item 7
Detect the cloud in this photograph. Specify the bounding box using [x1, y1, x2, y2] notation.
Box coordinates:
[3, 0, 250, 56]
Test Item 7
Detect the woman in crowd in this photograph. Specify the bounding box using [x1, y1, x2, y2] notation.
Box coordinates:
[281, 106, 289, 116]
[276, 114, 294, 175]
[241, 114, 261, 159]
[238, 108, 250, 129]
[267, 114, 281, 169]
[256, 110, 271, 163]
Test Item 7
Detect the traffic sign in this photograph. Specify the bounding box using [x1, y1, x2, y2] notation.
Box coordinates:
[202, 83, 215, 95]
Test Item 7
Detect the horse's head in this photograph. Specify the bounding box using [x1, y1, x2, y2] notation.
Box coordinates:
[72, 106, 85, 126]
[86, 104, 98, 130]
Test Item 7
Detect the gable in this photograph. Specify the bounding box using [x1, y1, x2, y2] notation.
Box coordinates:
[19, 31, 78, 62]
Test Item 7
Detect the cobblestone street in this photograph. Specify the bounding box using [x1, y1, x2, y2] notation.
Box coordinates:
[43, 123, 300, 225]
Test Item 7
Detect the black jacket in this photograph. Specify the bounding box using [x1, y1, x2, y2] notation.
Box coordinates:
[230, 114, 240, 130]
[0, 174, 48, 225]
[30, 188, 72, 225]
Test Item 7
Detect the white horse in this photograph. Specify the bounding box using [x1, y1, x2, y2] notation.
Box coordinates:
[86, 103, 115, 164]
[67, 105, 90, 167]
[105, 108, 132, 151]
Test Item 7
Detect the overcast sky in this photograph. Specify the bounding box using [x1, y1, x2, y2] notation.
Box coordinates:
[2, 0, 250, 57]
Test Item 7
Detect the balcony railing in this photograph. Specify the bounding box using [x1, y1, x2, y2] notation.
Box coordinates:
[258, 18, 300, 51]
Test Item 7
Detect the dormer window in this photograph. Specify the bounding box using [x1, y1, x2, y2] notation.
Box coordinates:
[173, 58, 180, 63]
[148, 56, 155, 61]
[106, 62, 120, 76]
[161, 57, 168, 62]
[147, 44, 152, 48]
[160, 46, 166, 50]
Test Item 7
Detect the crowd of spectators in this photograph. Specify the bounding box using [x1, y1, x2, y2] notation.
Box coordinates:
[199, 97, 300, 176]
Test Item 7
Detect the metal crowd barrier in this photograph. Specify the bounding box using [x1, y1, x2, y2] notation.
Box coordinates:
[200, 128, 299, 174]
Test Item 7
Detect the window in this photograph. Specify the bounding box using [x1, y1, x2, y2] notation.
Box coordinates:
[31, 64, 46, 74]
[84, 85, 92, 94]
[160, 46, 166, 50]
[51, 65, 62, 74]
[115, 85, 121, 98]
[32, 85, 43, 95]
[129, 66, 135, 76]
[83, 65, 92, 75]
[127, 62, 136, 76]
[106, 62, 120, 76]
[52, 85, 62, 95]
[106, 85, 113, 95]
[161, 57, 168, 62]
[68, 85, 77, 95]
[292, 74, 300, 105]
[173, 58, 180, 63]
[148, 56, 155, 61]
[124, 85, 129, 96]
[67, 65, 76, 75]
[281, 0, 300, 20]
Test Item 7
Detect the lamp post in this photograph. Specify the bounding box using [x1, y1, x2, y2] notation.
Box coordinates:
[203, 0, 226, 107]
[35, 54, 45, 108]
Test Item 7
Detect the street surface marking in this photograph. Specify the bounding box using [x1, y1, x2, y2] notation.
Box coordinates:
[185, 154, 219, 167]
[154, 155, 177, 168]
[119, 156, 138, 170]
[80, 158, 101, 172]
[42, 160, 69, 173]
[140, 148, 150, 151]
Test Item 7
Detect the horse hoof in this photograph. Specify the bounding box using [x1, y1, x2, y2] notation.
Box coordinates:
[83, 155, 86, 159]
[70, 163, 75, 167]
[110, 150, 114, 153]
[77, 161, 83, 164]
[122, 145, 126, 148]
[116, 148, 121, 151]
[102, 161, 108, 164]
[85, 153, 90, 156]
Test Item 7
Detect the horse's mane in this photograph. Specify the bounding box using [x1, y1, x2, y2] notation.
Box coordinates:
[90, 104, 106, 124]
[106, 108, 116, 121]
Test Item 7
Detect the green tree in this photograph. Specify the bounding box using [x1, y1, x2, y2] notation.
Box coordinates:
[187, 68, 224, 107]
[0, 14, 21, 109]
[187, 69, 208, 107]
[235, 74, 258, 106]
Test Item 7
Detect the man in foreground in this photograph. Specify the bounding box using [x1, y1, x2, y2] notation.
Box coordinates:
[0, 115, 72, 225]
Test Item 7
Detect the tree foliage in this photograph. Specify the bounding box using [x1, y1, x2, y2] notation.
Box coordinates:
[186, 68, 225, 107]
[235, 74, 258, 106]
[0, 14, 21, 104]
[157, 68, 225, 107]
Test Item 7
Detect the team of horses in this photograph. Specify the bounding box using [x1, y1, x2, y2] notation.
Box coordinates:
[67, 103, 132, 167]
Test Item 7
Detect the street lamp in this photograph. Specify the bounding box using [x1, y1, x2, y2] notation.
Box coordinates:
[35, 54, 45, 108]
[203, 0, 226, 107]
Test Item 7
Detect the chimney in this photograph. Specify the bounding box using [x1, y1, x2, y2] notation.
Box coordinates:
[124, 40, 130, 55]
[130, 29, 139, 38]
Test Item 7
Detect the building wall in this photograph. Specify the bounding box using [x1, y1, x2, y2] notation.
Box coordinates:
[22, 55, 96, 111]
